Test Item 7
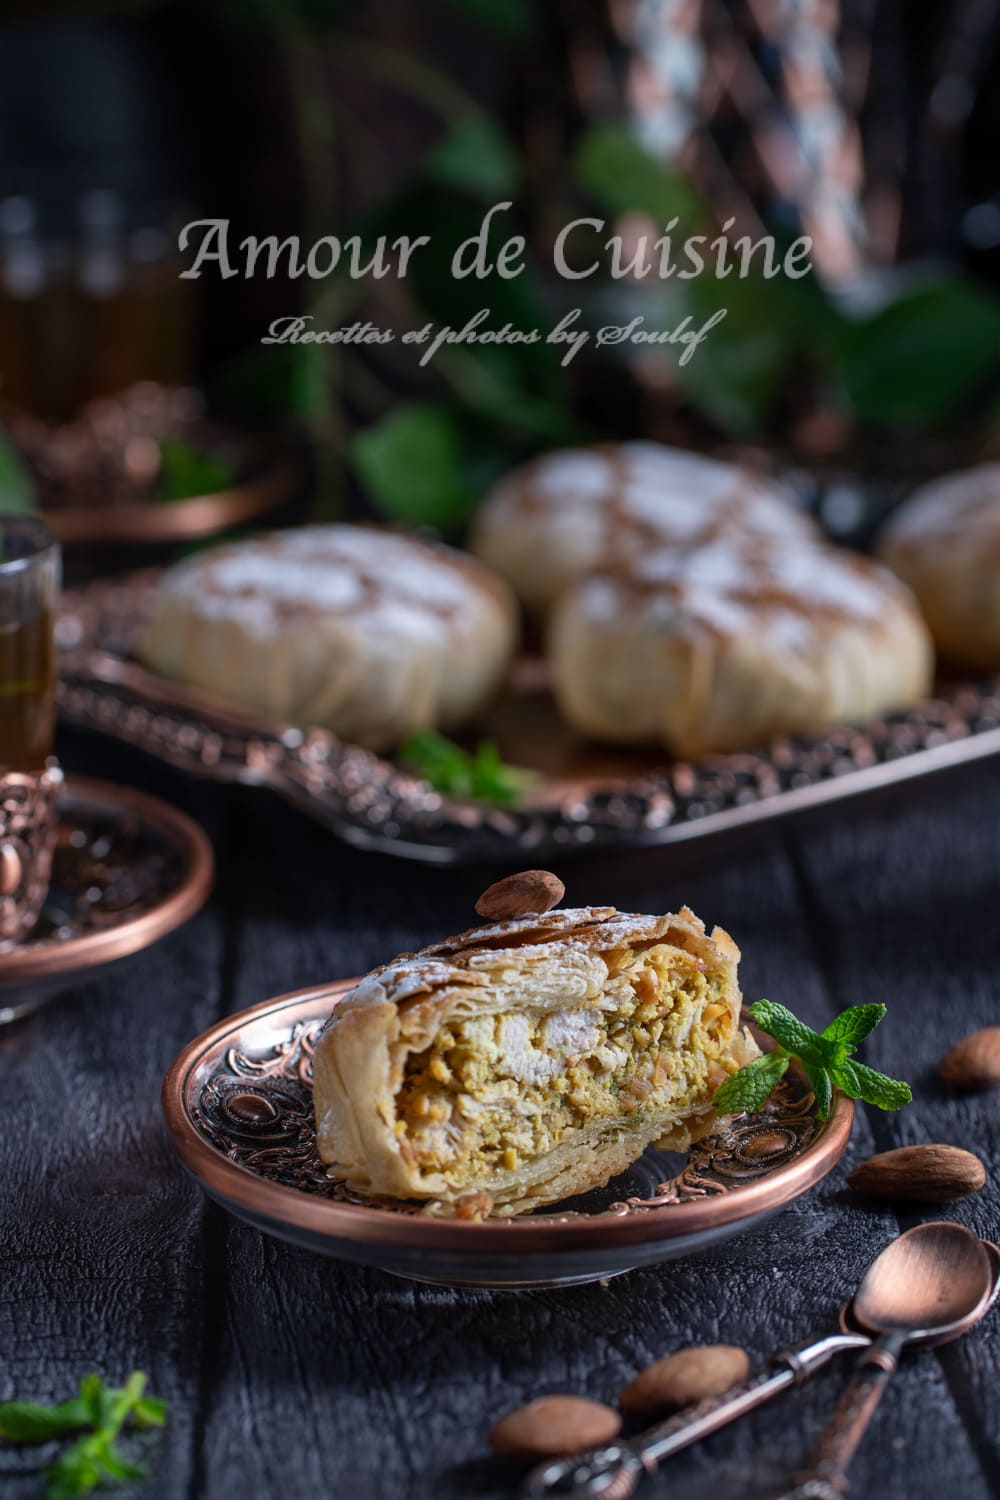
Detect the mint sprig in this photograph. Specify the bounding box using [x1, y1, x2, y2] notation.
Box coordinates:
[399, 730, 540, 806]
[0, 1372, 166, 1500]
[713, 1000, 911, 1121]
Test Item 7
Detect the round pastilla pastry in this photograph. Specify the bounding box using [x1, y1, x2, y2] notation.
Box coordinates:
[548, 538, 933, 757]
[878, 463, 1000, 670]
[139, 524, 517, 752]
[468, 441, 816, 614]
[313, 903, 758, 1216]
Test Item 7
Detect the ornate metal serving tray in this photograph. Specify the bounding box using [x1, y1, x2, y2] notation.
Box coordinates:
[59, 570, 1000, 864]
[0, 776, 214, 1023]
[162, 983, 854, 1289]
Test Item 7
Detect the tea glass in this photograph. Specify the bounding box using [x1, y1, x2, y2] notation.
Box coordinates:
[0, 514, 62, 946]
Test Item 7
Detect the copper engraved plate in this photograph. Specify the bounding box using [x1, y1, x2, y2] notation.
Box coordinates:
[59, 569, 1000, 863]
[163, 983, 854, 1289]
[0, 776, 214, 1022]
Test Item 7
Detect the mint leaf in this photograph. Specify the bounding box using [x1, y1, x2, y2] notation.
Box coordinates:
[88, 1440, 145, 1482]
[834, 1059, 912, 1111]
[821, 1004, 886, 1054]
[400, 731, 539, 806]
[800, 1058, 833, 1120]
[748, 1000, 826, 1065]
[132, 1397, 167, 1429]
[45, 1446, 102, 1500]
[713, 1052, 789, 1116]
[78, 1376, 110, 1430]
[0, 1399, 90, 1442]
[829, 1057, 864, 1098]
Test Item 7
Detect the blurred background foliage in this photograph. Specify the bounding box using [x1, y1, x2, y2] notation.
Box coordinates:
[2, 0, 1000, 531]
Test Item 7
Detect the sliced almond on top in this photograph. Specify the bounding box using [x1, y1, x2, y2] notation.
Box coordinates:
[475, 869, 565, 921]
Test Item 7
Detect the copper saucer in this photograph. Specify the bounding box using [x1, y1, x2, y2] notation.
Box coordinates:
[0, 776, 214, 1022]
[162, 983, 854, 1290]
[42, 451, 302, 548]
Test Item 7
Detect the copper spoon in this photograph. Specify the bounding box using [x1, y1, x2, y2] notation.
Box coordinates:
[839, 1237, 1000, 1342]
[523, 1232, 999, 1500]
[773, 1222, 994, 1500]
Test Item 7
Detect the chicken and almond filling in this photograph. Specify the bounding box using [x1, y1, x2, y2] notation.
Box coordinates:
[394, 944, 737, 1186]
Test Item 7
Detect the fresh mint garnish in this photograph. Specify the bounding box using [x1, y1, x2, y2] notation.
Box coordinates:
[399, 730, 539, 806]
[0, 1372, 166, 1500]
[0, 1398, 90, 1444]
[713, 999, 911, 1122]
[711, 1051, 789, 1115]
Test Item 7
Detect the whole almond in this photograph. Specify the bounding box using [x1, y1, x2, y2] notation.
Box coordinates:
[475, 869, 565, 921]
[940, 1028, 1000, 1092]
[489, 1395, 621, 1460]
[620, 1345, 750, 1420]
[847, 1144, 986, 1202]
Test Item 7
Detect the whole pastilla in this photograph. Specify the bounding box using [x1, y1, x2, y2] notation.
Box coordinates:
[312, 871, 911, 1218]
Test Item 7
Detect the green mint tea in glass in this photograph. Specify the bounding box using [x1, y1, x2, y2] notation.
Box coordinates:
[0, 516, 59, 770]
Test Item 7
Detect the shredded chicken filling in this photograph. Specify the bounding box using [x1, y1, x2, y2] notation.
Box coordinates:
[394, 945, 737, 1185]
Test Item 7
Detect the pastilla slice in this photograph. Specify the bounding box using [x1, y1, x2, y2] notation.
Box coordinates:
[313, 893, 758, 1217]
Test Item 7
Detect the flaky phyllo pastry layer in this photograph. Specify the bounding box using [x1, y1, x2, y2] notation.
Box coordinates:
[313, 906, 758, 1216]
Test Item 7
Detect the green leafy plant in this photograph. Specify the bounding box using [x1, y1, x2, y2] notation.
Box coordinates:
[210, 10, 1000, 523]
[439, 0, 535, 40]
[713, 1000, 911, 1122]
[156, 436, 235, 503]
[0, 1372, 166, 1500]
[0, 432, 37, 516]
[827, 275, 1000, 427]
[353, 403, 476, 529]
[400, 730, 540, 805]
[573, 123, 703, 234]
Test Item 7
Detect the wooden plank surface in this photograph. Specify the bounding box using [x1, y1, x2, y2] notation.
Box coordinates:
[2, 730, 998, 1500]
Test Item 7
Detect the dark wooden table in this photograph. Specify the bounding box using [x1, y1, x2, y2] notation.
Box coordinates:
[2, 728, 999, 1500]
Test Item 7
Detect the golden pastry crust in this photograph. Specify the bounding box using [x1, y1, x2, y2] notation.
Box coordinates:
[548, 538, 933, 756]
[469, 442, 816, 614]
[878, 464, 1000, 669]
[313, 905, 757, 1216]
[139, 524, 517, 751]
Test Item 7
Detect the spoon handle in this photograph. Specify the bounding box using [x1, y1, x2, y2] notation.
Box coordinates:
[772, 1329, 907, 1500]
[522, 1331, 868, 1499]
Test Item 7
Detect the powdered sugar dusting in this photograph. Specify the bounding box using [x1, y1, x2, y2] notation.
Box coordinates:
[162, 525, 493, 640]
[522, 442, 812, 545]
[532, 452, 616, 503]
[594, 538, 903, 646]
[336, 908, 706, 1015]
